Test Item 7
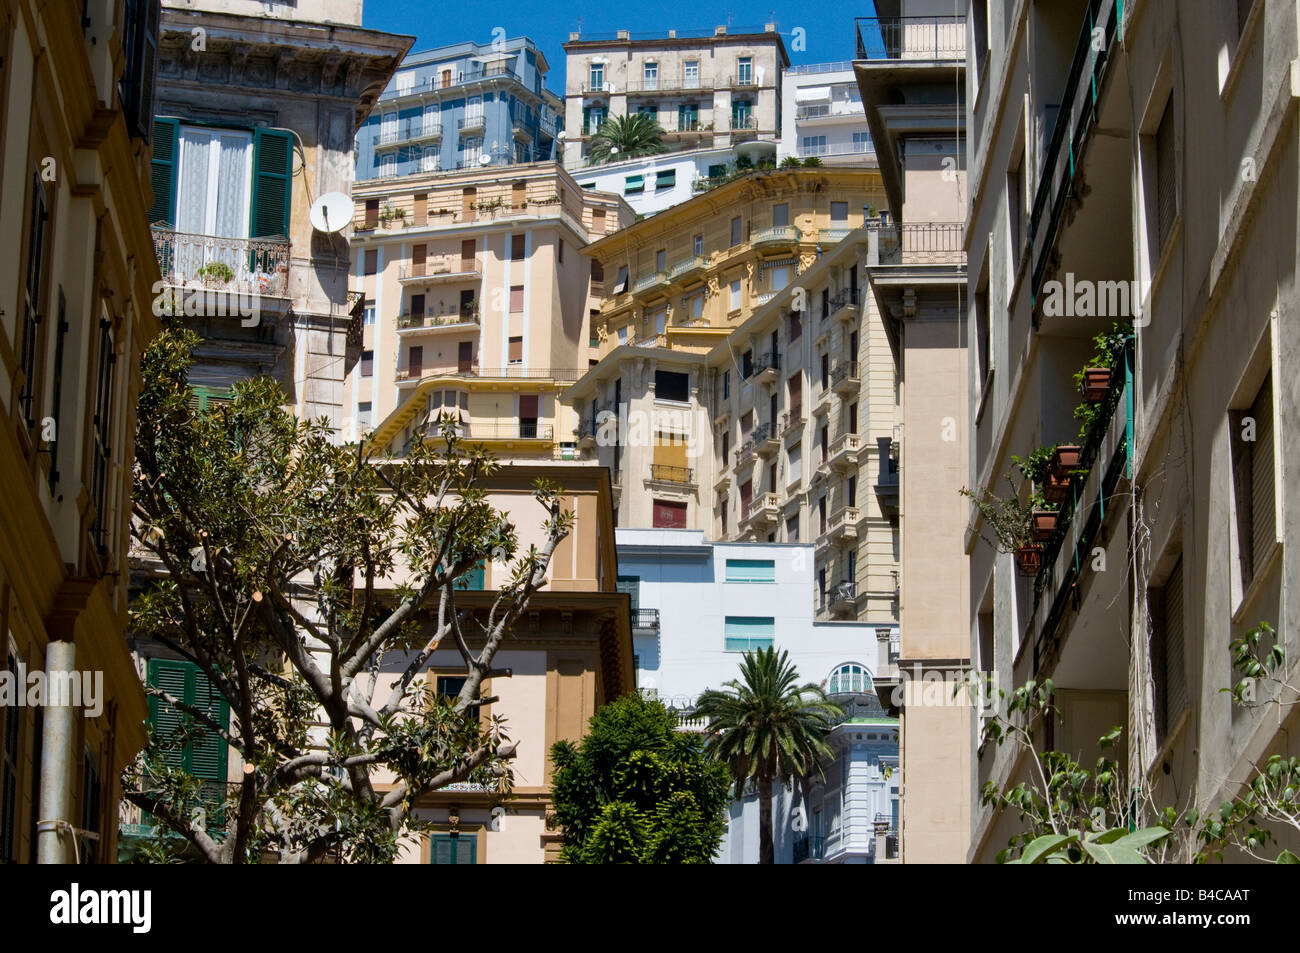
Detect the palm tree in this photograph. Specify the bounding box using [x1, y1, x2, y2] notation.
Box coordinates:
[693, 646, 842, 863]
[587, 113, 668, 164]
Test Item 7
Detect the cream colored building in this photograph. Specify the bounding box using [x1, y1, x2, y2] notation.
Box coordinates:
[563, 167, 885, 535]
[0, 0, 162, 863]
[350, 163, 634, 461]
[562, 25, 787, 168]
[965, 0, 1299, 862]
[854, 1, 971, 863]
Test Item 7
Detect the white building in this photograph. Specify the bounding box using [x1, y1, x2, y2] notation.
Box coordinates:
[779, 62, 875, 167]
[616, 527, 899, 863]
[566, 145, 736, 216]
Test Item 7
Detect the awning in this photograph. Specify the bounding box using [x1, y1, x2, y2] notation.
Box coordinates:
[795, 85, 831, 103]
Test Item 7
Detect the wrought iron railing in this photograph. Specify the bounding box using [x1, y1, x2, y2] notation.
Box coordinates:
[373, 117, 442, 147]
[875, 223, 965, 265]
[632, 607, 661, 629]
[378, 65, 520, 101]
[831, 361, 860, 385]
[153, 228, 290, 298]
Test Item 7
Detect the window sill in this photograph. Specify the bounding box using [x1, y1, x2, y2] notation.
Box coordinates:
[1145, 704, 1191, 780]
[1231, 537, 1283, 625]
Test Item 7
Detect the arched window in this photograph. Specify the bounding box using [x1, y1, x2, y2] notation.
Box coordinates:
[827, 662, 870, 696]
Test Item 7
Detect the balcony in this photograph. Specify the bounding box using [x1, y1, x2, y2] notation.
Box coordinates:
[819, 227, 853, 244]
[742, 492, 781, 530]
[668, 254, 707, 283]
[463, 421, 554, 442]
[457, 113, 486, 134]
[750, 225, 800, 252]
[797, 140, 876, 160]
[734, 440, 757, 471]
[875, 223, 966, 266]
[373, 118, 442, 148]
[822, 580, 857, 618]
[823, 506, 860, 546]
[396, 309, 480, 332]
[831, 360, 860, 396]
[378, 66, 521, 102]
[793, 834, 826, 864]
[152, 228, 290, 302]
[1030, 338, 1133, 674]
[625, 78, 714, 94]
[1027, 0, 1122, 302]
[781, 409, 804, 437]
[753, 422, 780, 458]
[632, 608, 661, 631]
[398, 261, 482, 284]
[649, 464, 695, 486]
[873, 814, 900, 861]
[874, 437, 900, 520]
[829, 287, 859, 320]
[854, 15, 967, 61]
[747, 352, 780, 384]
[826, 431, 860, 473]
[632, 271, 669, 295]
[580, 81, 613, 95]
[511, 119, 532, 142]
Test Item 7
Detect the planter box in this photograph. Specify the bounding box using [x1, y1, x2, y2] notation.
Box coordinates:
[1080, 367, 1111, 402]
[1051, 445, 1082, 470]
[1041, 469, 1072, 504]
[1016, 544, 1044, 576]
[1031, 510, 1058, 542]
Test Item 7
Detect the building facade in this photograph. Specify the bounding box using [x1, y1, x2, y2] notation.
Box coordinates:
[779, 62, 875, 167]
[615, 528, 898, 863]
[149, 0, 412, 425]
[562, 26, 787, 168]
[566, 145, 736, 217]
[355, 37, 562, 181]
[964, 0, 1299, 862]
[0, 0, 163, 863]
[349, 162, 634, 460]
[854, 1, 971, 863]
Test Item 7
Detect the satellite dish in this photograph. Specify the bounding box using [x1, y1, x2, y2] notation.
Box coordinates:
[310, 192, 353, 234]
[478, 154, 492, 166]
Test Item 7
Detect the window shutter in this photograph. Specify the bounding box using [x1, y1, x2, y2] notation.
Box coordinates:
[1163, 560, 1186, 728]
[146, 659, 189, 769]
[1155, 100, 1176, 250]
[148, 117, 179, 226]
[188, 668, 230, 783]
[1250, 376, 1275, 574]
[432, 836, 454, 864]
[251, 128, 293, 238]
[508, 336, 523, 362]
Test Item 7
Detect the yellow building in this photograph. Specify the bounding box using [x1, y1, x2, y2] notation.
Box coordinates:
[0, 0, 163, 862]
[565, 166, 884, 533]
[352, 162, 634, 461]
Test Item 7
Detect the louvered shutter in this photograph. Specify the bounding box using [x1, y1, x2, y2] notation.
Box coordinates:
[148, 118, 179, 227]
[147, 659, 190, 768]
[1155, 100, 1176, 250]
[188, 666, 229, 785]
[251, 128, 293, 238]
[454, 837, 475, 864]
[1250, 376, 1275, 575]
[432, 836, 454, 864]
[1163, 559, 1186, 728]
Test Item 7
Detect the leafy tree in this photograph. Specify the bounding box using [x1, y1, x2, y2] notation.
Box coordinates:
[587, 113, 668, 164]
[693, 647, 841, 864]
[550, 693, 728, 863]
[124, 325, 572, 863]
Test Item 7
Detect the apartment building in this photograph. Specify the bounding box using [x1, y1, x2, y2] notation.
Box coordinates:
[854, 2, 971, 863]
[356, 37, 563, 180]
[564, 167, 884, 533]
[616, 528, 899, 863]
[0, 0, 162, 863]
[379, 465, 634, 863]
[779, 63, 875, 167]
[567, 145, 736, 216]
[149, 0, 411, 424]
[562, 25, 787, 168]
[965, 0, 1299, 862]
[350, 163, 634, 462]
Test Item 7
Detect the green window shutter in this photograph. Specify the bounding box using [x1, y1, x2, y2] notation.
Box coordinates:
[251, 127, 293, 238]
[146, 658, 188, 769]
[656, 169, 676, 189]
[725, 558, 775, 583]
[188, 668, 229, 783]
[430, 833, 476, 864]
[454, 559, 485, 590]
[724, 616, 775, 651]
[148, 117, 179, 227]
[616, 576, 639, 611]
[145, 658, 228, 782]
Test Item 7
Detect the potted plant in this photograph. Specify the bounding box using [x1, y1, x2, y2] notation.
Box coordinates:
[959, 475, 1042, 576]
[1015, 544, 1045, 575]
[1031, 494, 1060, 542]
[197, 261, 235, 287]
[1073, 322, 1131, 401]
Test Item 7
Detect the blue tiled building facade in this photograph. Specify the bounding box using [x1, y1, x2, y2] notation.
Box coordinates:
[356, 37, 563, 180]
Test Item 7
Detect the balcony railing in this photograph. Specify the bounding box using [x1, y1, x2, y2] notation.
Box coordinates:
[854, 15, 967, 61]
[831, 361, 860, 389]
[459, 422, 554, 441]
[625, 78, 714, 93]
[396, 310, 480, 330]
[398, 260, 481, 281]
[378, 66, 520, 101]
[820, 579, 857, 614]
[632, 607, 661, 630]
[745, 352, 780, 380]
[396, 366, 585, 382]
[829, 288, 860, 315]
[782, 409, 804, 434]
[751, 225, 801, 247]
[1028, 0, 1121, 305]
[632, 271, 669, 294]
[649, 464, 694, 484]
[668, 255, 706, 281]
[153, 228, 290, 298]
[373, 117, 442, 147]
[797, 140, 876, 159]
[793, 833, 826, 863]
[120, 780, 241, 840]
[458, 114, 486, 131]
[875, 222, 966, 266]
[1030, 337, 1134, 674]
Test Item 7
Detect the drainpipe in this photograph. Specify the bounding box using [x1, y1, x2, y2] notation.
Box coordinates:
[36, 640, 77, 864]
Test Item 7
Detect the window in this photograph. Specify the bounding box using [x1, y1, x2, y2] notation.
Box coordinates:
[731, 100, 752, 129]
[625, 174, 645, 195]
[786, 515, 799, 542]
[655, 249, 667, 273]
[655, 369, 689, 402]
[379, 154, 396, 178]
[788, 442, 802, 484]
[653, 499, 688, 528]
[617, 325, 628, 344]
[20, 172, 49, 429]
[429, 833, 476, 865]
[1007, 143, 1025, 264]
[509, 285, 524, 313]
[1231, 373, 1276, 586]
[726, 558, 776, 583]
[357, 401, 373, 430]
[459, 136, 482, 166]
[975, 282, 990, 387]
[363, 198, 379, 230]
[146, 658, 230, 805]
[828, 663, 869, 695]
[771, 265, 790, 291]
[361, 349, 373, 376]
[693, 233, 704, 256]
[724, 616, 774, 652]
[407, 345, 423, 378]
[558, 240, 564, 264]
[1, 651, 20, 862]
[730, 216, 743, 246]
[363, 299, 375, 326]
[721, 432, 730, 463]
[89, 313, 117, 551]
[723, 370, 730, 400]
[421, 147, 439, 172]
[802, 135, 827, 156]
[852, 131, 871, 153]
[772, 204, 789, 228]
[736, 57, 753, 85]
[678, 103, 699, 131]
[684, 61, 699, 88]
[364, 248, 378, 275]
[1154, 98, 1176, 253]
[614, 265, 629, 294]
[508, 336, 523, 363]
[465, 95, 483, 125]
[830, 201, 848, 223]
[653, 309, 666, 335]
[848, 475, 857, 507]
[789, 310, 802, 341]
[1149, 558, 1186, 748]
[119, 0, 161, 141]
[643, 61, 658, 90]
[729, 280, 742, 312]
[656, 169, 676, 189]
[690, 294, 704, 320]
[1237, 0, 1257, 35]
[653, 430, 687, 478]
[589, 63, 604, 89]
[511, 234, 525, 261]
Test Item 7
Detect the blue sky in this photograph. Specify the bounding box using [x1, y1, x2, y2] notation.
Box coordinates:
[361, 1, 879, 95]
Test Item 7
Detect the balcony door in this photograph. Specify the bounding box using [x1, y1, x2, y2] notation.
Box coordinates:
[174, 126, 253, 284]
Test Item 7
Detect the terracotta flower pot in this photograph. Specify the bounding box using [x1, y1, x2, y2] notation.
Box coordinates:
[1016, 544, 1044, 575]
[1031, 510, 1058, 542]
[1052, 445, 1082, 470]
[1041, 469, 1072, 503]
[1080, 367, 1112, 402]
